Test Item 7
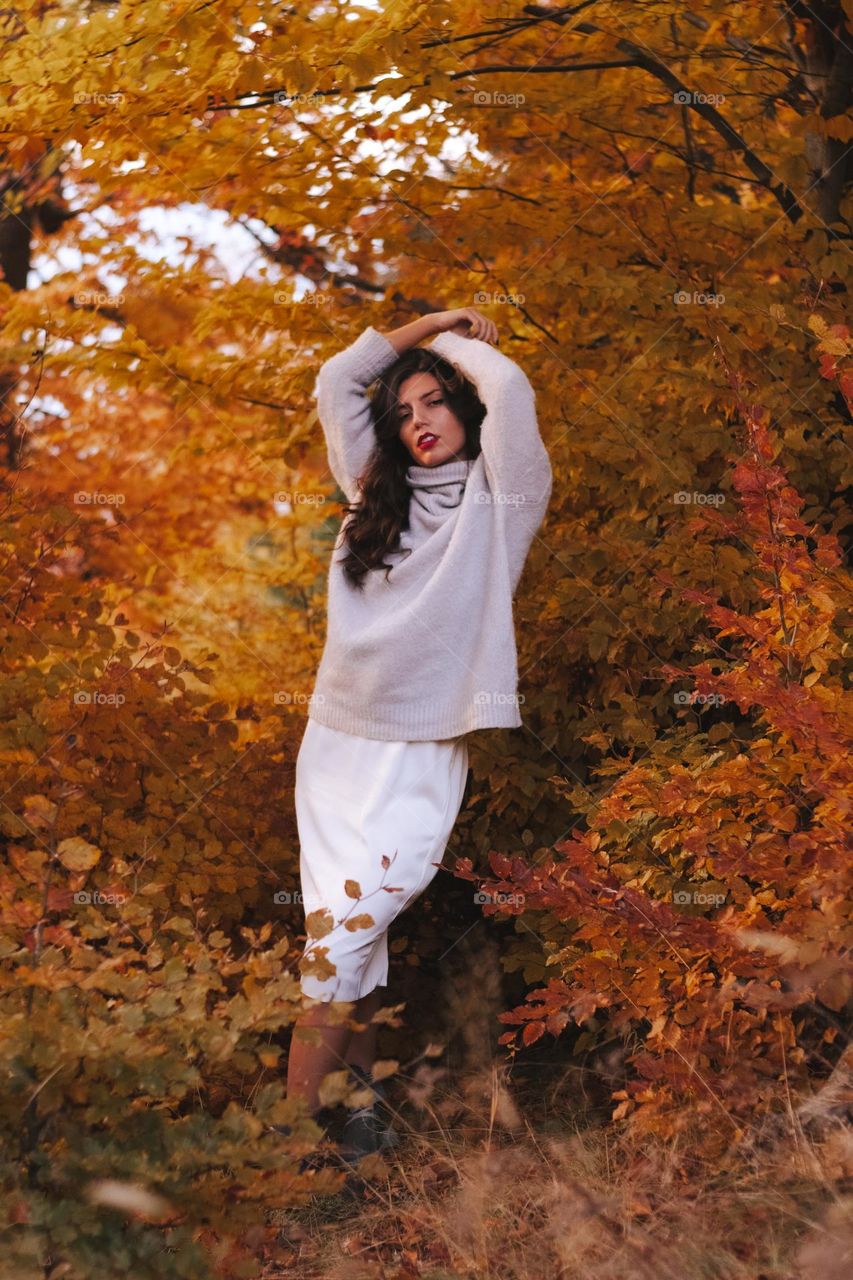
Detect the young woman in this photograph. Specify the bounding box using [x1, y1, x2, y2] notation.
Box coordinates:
[286, 305, 552, 1159]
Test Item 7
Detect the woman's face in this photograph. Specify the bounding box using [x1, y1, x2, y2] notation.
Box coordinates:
[396, 372, 468, 466]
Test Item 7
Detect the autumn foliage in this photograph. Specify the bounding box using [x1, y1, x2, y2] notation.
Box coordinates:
[1, 0, 852, 1275]
[458, 326, 852, 1145]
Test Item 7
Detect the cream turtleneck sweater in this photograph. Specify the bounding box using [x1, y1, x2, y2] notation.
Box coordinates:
[305, 325, 552, 741]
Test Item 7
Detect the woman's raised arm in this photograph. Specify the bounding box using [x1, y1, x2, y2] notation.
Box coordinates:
[427, 325, 550, 500]
[312, 326, 401, 504]
[377, 307, 498, 354]
[426, 322, 553, 593]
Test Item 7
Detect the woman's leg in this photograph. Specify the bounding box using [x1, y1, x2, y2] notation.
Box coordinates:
[344, 986, 383, 1073]
[286, 985, 384, 1115]
[286, 998, 354, 1116]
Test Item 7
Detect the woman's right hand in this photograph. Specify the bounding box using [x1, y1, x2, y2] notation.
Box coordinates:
[430, 307, 499, 345]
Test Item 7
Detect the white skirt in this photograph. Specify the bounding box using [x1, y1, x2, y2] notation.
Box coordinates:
[294, 718, 469, 1002]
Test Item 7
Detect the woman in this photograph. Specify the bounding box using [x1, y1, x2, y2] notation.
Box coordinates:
[286, 305, 552, 1160]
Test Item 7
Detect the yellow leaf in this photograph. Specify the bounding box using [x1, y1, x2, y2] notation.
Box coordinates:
[317, 1068, 352, 1108]
[344, 913, 375, 932]
[370, 1058, 399, 1082]
[56, 837, 101, 872]
[306, 907, 334, 939]
[23, 795, 58, 829]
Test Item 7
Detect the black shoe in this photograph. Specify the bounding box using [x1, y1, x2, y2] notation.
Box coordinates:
[338, 1067, 401, 1165]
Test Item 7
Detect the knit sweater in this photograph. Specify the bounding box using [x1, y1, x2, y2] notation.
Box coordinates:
[305, 325, 552, 741]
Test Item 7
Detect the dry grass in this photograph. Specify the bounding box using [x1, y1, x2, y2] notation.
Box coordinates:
[263, 936, 852, 1278]
[264, 1062, 852, 1279]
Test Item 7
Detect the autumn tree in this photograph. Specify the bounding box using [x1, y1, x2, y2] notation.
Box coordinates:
[0, 1, 851, 1270]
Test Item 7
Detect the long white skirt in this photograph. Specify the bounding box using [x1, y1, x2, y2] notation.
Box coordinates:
[294, 718, 469, 1002]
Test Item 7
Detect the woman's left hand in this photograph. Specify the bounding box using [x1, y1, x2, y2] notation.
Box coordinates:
[430, 307, 499, 345]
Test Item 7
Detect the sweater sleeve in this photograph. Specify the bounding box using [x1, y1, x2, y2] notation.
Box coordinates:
[428, 330, 553, 589]
[313, 325, 402, 504]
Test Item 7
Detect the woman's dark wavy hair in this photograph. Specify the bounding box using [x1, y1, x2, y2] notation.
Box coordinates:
[339, 347, 486, 590]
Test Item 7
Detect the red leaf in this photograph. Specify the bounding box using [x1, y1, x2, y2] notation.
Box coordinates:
[522, 1021, 546, 1047]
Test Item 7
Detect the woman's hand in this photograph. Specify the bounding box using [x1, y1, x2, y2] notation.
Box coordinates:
[380, 307, 498, 357]
[430, 307, 499, 345]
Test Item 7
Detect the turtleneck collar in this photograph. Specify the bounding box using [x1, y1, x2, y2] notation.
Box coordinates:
[406, 458, 471, 490]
